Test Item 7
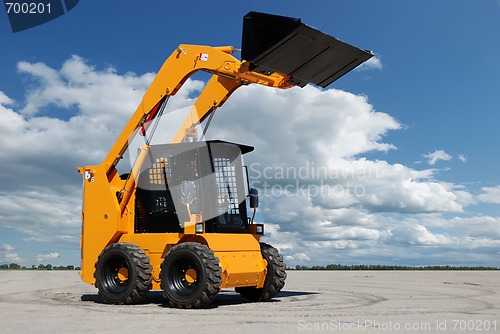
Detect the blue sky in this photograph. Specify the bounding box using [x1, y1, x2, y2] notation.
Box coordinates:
[1, 0, 499, 267]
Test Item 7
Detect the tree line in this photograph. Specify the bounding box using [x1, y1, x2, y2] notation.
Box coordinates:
[1, 263, 498, 271]
[291, 264, 499, 270]
[0, 263, 80, 271]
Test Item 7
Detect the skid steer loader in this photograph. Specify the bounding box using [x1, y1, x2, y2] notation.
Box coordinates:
[78, 11, 372, 308]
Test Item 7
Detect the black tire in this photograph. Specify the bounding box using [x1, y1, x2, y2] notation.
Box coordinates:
[160, 242, 222, 309]
[94, 242, 152, 305]
[236, 243, 287, 302]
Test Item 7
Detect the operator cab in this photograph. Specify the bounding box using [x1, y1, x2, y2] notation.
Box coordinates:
[134, 140, 253, 234]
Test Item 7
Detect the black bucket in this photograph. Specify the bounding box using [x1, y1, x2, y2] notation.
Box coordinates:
[241, 11, 373, 88]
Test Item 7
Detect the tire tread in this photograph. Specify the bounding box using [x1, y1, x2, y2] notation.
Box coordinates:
[94, 242, 152, 305]
[160, 242, 222, 309]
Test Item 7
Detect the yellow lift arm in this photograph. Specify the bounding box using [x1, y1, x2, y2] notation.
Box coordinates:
[102, 45, 293, 177]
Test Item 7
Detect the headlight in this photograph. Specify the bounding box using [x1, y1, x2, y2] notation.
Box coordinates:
[256, 224, 264, 235]
[195, 222, 204, 233]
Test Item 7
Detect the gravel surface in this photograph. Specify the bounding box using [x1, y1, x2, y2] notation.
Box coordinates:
[0, 270, 499, 333]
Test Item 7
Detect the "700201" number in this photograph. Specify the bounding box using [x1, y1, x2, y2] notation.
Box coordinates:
[5, 2, 52, 14]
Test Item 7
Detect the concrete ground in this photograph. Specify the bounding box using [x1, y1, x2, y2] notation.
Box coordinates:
[0, 270, 498, 333]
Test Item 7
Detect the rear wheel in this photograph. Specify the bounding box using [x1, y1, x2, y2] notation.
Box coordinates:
[94, 242, 152, 304]
[236, 243, 286, 302]
[160, 242, 222, 309]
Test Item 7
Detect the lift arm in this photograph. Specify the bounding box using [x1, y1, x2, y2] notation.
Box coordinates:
[101, 44, 294, 176]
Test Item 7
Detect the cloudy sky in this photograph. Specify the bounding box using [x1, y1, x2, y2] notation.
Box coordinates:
[1, 1, 499, 267]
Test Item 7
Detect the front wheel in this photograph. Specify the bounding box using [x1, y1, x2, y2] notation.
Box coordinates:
[94, 242, 152, 304]
[160, 242, 222, 309]
[236, 243, 287, 302]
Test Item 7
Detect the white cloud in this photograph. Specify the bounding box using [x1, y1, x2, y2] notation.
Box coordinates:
[210, 84, 400, 163]
[477, 186, 500, 204]
[391, 222, 455, 246]
[1, 244, 16, 252]
[0, 244, 24, 263]
[17, 56, 156, 118]
[356, 55, 383, 71]
[458, 154, 467, 163]
[284, 253, 311, 263]
[0, 91, 14, 105]
[423, 149, 452, 165]
[212, 87, 467, 215]
[264, 212, 500, 266]
[449, 216, 500, 239]
[36, 252, 60, 262]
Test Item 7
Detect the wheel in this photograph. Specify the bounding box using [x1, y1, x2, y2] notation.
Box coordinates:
[94, 242, 152, 304]
[160, 242, 222, 309]
[236, 243, 287, 302]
